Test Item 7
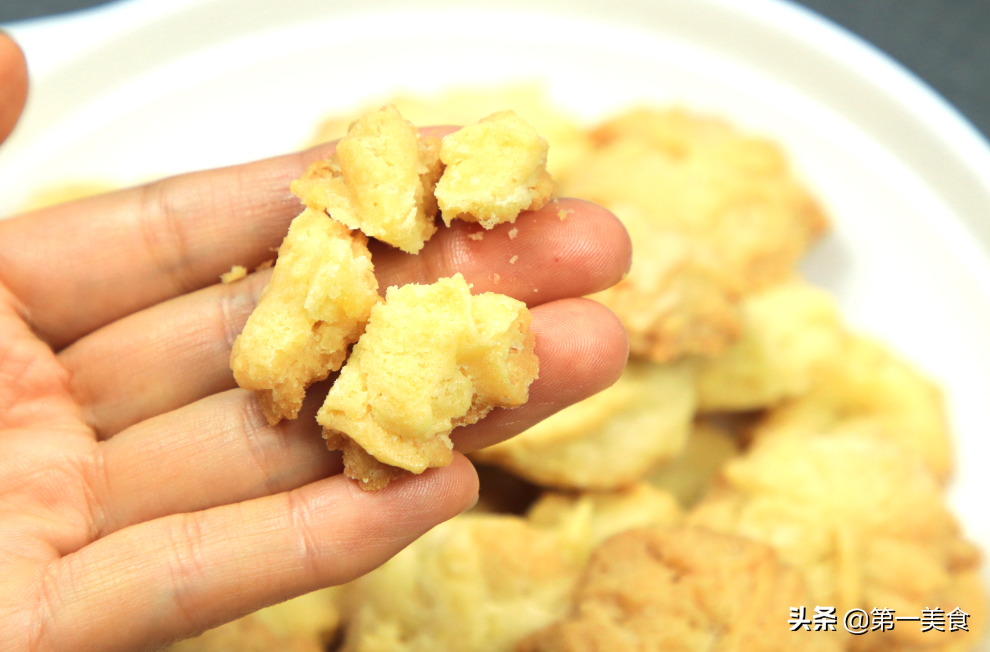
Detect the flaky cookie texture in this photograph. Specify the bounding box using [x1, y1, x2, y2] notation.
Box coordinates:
[589, 208, 743, 362]
[167, 588, 343, 652]
[695, 278, 846, 412]
[291, 104, 443, 254]
[565, 108, 827, 362]
[518, 526, 843, 652]
[576, 108, 828, 290]
[435, 110, 555, 229]
[341, 487, 681, 652]
[472, 360, 696, 490]
[318, 273, 538, 488]
[689, 432, 985, 652]
[752, 335, 952, 482]
[341, 515, 587, 652]
[230, 208, 378, 425]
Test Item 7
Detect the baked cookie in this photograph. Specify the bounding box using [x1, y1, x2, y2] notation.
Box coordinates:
[318, 273, 538, 489]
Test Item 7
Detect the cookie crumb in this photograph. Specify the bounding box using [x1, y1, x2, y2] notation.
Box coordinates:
[508, 227, 519, 239]
[509, 255, 519, 265]
[255, 259, 275, 271]
[435, 111, 554, 229]
[533, 288, 539, 293]
[221, 265, 248, 284]
[468, 232, 485, 241]
[557, 208, 572, 221]
[493, 273, 501, 284]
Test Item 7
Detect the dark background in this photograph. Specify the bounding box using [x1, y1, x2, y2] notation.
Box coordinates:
[2, 0, 988, 138]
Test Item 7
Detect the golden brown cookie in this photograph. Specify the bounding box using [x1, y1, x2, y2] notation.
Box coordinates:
[435, 110, 554, 229]
[318, 274, 538, 489]
[519, 526, 843, 652]
[690, 432, 984, 651]
[292, 104, 443, 254]
[752, 335, 952, 482]
[695, 278, 845, 411]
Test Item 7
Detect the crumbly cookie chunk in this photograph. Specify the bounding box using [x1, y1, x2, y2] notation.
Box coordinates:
[472, 360, 696, 490]
[230, 208, 378, 425]
[340, 514, 587, 652]
[518, 526, 843, 652]
[589, 208, 743, 361]
[291, 104, 443, 254]
[307, 85, 593, 182]
[690, 432, 985, 651]
[323, 430, 408, 491]
[318, 273, 538, 489]
[167, 588, 343, 652]
[435, 111, 554, 229]
[695, 278, 846, 411]
[752, 335, 952, 482]
[220, 265, 247, 284]
[646, 419, 741, 508]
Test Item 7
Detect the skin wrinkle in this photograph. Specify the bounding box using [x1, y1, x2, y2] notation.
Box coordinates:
[77, 444, 111, 544]
[238, 394, 292, 499]
[3, 351, 79, 434]
[0, 338, 44, 423]
[164, 510, 211, 633]
[438, 227, 483, 289]
[286, 490, 323, 580]
[138, 180, 198, 300]
[0, 283, 34, 336]
[11, 453, 97, 558]
[29, 561, 61, 652]
[92, 390, 335, 537]
[218, 272, 269, 350]
[62, 271, 272, 439]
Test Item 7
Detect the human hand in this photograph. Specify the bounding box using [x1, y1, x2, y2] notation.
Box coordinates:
[0, 32, 631, 652]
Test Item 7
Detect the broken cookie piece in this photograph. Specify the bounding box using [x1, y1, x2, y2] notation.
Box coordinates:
[291, 104, 443, 254]
[317, 273, 539, 490]
[230, 208, 379, 425]
[435, 111, 555, 229]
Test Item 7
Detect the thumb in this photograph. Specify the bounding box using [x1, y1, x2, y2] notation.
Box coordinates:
[0, 31, 28, 145]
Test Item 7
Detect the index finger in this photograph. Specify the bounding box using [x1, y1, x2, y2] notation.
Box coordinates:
[0, 128, 455, 349]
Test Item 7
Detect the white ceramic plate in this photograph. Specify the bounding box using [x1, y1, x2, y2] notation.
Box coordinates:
[3, 0, 990, 641]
